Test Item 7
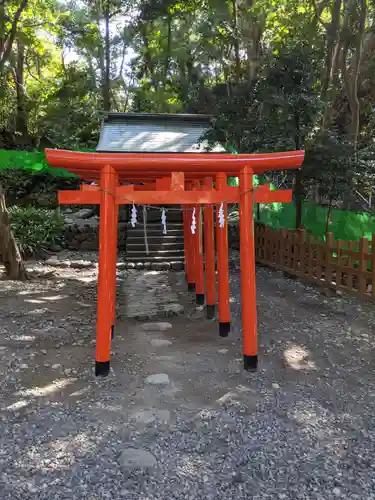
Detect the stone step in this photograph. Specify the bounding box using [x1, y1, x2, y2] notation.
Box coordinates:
[124, 261, 185, 271]
[127, 230, 184, 241]
[128, 222, 183, 229]
[124, 253, 185, 262]
[126, 250, 184, 259]
[128, 224, 183, 231]
[127, 234, 184, 242]
[127, 242, 185, 251]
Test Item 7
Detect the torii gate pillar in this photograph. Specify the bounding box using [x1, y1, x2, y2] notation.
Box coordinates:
[95, 164, 117, 376]
[239, 166, 258, 370]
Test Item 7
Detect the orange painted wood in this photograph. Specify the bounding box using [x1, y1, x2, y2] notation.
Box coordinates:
[183, 206, 192, 283]
[156, 178, 170, 190]
[204, 177, 216, 308]
[192, 181, 205, 299]
[216, 173, 230, 329]
[81, 184, 99, 191]
[111, 177, 119, 326]
[170, 172, 185, 191]
[59, 186, 292, 206]
[45, 148, 305, 174]
[96, 165, 117, 366]
[239, 166, 258, 366]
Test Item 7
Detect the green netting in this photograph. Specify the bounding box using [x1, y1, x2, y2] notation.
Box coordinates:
[258, 200, 375, 241]
[0, 149, 76, 178]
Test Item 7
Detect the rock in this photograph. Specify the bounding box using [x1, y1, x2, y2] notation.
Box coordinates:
[150, 339, 172, 347]
[151, 262, 170, 271]
[333, 488, 341, 497]
[268, 278, 286, 287]
[232, 471, 245, 483]
[75, 208, 95, 219]
[165, 304, 184, 316]
[132, 409, 170, 424]
[272, 383, 280, 390]
[171, 262, 184, 271]
[70, 260, 93, 269]
[118, 448, 157, 470]
[19, 364, 29, 370]
[80, 241, 99, 251]
[49, 244, 62, 252]
[145, 373, 170, 385]
[58, 260, 71, 269]
[217, 348, 228, 354]
[141, 322, 172, 332]
[45, 257, 60, 267]
[52, 364, 61, 370]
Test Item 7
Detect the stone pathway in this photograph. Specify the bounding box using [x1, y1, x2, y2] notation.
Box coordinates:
[120, 269, 184, 320]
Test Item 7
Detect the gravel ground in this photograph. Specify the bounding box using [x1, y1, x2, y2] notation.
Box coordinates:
[0, 251, 375, 500]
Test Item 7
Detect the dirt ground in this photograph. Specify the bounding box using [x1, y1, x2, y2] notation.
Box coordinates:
[0, 251, 375, 500]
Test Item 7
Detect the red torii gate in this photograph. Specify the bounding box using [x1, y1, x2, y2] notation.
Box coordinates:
[45, 148, 304, 376]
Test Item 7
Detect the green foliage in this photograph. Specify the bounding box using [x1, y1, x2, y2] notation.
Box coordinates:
[9, 206, 65, 256]
[0, 151, 79, 206]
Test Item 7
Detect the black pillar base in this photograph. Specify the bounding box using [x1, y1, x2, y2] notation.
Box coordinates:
[196, 293, 205, 306]
[95, 360, 110, 377]
[111, 325, 114, 340]
[244, 355, 258, 372]
[206, 305, 215, 320]
[188, 283, 195, 292]
[219, 322, 231, 337]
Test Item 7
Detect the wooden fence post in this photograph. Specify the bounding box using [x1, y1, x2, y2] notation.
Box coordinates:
[325, 232, 333, 285]
[358, 237, 368, 296]
[299, 229, 307, 276]
[280, 228, 287, 270]
[336, 240, 343, 288]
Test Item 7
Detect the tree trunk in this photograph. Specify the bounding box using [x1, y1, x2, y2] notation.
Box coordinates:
[103, 0, 111, 111]
[320, 0, 342, 102]
[231, 0, 241, 82]
[14, 37, 28, 135]
[0, 185, 27, 280]
[164, 13, 172, 83]
[294, 112, 304, 229]
[0, 0, 28, 73]
[341, 0, 367, 148]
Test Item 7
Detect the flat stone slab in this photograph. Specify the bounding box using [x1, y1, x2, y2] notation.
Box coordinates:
[164, 304, 184, 315]
[131, 409, 171, 424]
[150, 339, 172, 347]
[145, 373, 170, 385]
[141, 322, 172, 332]
[118, 448, 157, 470]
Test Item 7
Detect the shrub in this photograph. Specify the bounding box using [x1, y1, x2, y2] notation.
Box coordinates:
[0, 168, 79, 207]
[9, 206, 65, 256]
